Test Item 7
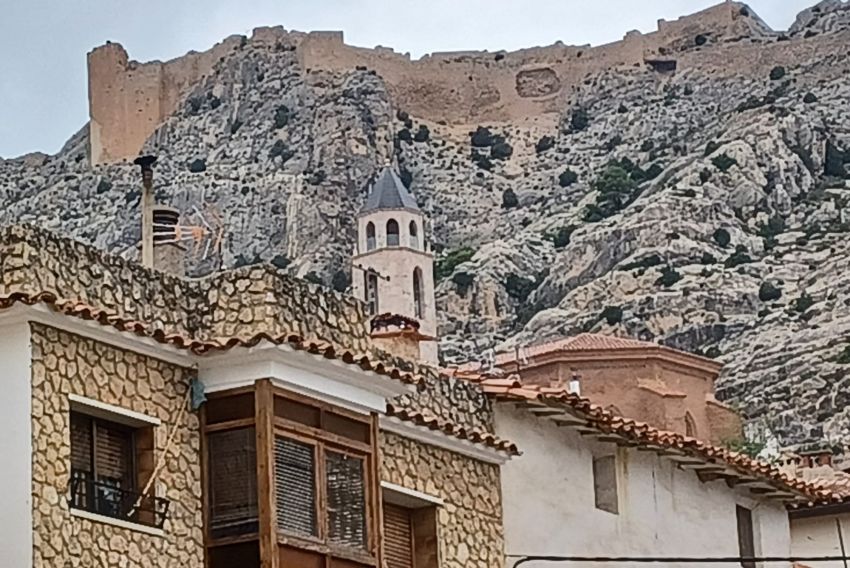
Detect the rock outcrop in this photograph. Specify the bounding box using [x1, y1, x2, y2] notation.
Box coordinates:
[3, 1, 850, 450]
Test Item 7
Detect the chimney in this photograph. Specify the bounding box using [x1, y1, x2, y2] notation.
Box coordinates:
[152, 206, 186, 277]
[133, 155, 157, 268]
[568, 370, 581, 396]
[369, 313, 433, 362]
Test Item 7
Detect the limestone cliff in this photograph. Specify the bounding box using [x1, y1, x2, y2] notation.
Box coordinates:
[2, 1, 850, 451]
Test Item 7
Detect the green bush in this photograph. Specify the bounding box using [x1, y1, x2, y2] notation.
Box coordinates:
[303, 272, 323, 285]
[701, 252, 717, 264]
[586, 163, 638, 220]
[620, 254, 662, 272]
[270, 255, 290, 270]
[640, 140, 654, 152]
[435, 247, 476, 280]
[96, 179, 112, 194]
[824, 140, 849, 178]
[600, 305, 623, 325]
[269, 140, 294, 162]
[699, 169, 712, 184]
[836, 345, 850, 364]
[491, 141, 514, 160]
[655, 266, 682, 288]
[546, 225, 576, 249]
[645, 163, 663, 180]
[505, 274, 537, 301]
[803, 92, 818, 104]
[712, 153, 738, 172]
[502, 188, 519, 208]
[535, 136, 555, 153]
[452, 271, 475, 297]
[188, 158, 207, 173]
[471, 151, 493, 171]
[470, 126, 496, 147]
[397, 128, 412, 143]
[569, 107, 589, 132]
[758, 281, 782, 302]
[794, 293, 814, 313]
[274, 105, 292, 129]
[758, 216, 786, 238]
[413, 125, 430, 142]
[704, 140, 720, 157]
[559, 168, 579, 188]
[724, 245, 752, 268]
[722, 437, 765, 458]
[331, 270, 350, 292]
[713, 228, 731, 248]
[769, 66, 786, 81]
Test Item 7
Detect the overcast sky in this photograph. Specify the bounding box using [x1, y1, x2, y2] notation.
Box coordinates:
[0, 1, 812, 158]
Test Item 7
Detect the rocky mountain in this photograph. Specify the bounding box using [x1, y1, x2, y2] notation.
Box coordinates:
[2, 1, 850, 451]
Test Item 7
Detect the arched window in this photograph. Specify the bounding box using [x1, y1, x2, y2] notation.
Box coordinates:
[365, 272, 379, 315]
[366, 222, 376, 251]
[386, 219, 399, 246]
[685, 412, 697, 438]
[409, 221, 419, 249]
[413, 267, 424, 319]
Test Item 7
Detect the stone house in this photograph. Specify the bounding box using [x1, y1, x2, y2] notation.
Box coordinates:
[0, 224, 515, 568]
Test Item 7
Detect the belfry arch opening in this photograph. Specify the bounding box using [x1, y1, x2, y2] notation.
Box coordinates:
[413, 267, 424, 319]
[366, 222, 376, 251]
[387, 219, 400, 247]
[409, 221, 419, 249]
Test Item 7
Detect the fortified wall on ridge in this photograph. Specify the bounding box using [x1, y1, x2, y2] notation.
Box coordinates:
[87, 1, 781, 164]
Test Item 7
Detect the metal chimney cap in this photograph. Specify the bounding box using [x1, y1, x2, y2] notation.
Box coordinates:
[133, 155, 158, 170]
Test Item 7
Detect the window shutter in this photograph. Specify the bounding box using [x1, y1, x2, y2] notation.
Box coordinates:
[70, 413, 92, 474]
[384, 504, 414, 568]
[326, 451, 367, 549]
[275, 437, 317, 537]
[593, 455, 618, 514]
[736, 505, 756, 568]
[94, 422, 133, 487]
[208, 428, 258, 538]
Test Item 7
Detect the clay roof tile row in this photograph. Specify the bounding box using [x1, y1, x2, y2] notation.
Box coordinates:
[477, 376, 845, 505]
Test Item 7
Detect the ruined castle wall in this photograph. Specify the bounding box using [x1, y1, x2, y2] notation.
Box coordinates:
[86, 0, 838, 165]
[88, 37, 241, 165]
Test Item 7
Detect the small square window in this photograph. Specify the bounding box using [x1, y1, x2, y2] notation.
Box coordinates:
[592, 455, 618, 514]
[69, 410, 167, 529]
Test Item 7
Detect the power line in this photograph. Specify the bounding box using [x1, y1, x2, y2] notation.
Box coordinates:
[508, 555, 850, 566]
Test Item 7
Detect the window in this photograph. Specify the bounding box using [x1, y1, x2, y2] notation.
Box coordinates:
[409, 221, 419, 249]
[592, 455, 618, 514]
[387, 219, 400, 246]
[413, 268, 424, 319]
[69, 409, 166, 528]
[685, 412, 697, 438]
[366, 222, 376, 251]
[736, 505, 756, 568]
[382, 488, 439, 568]
[275, 392, 376, 565]
[208, 427, 258, 539]
[366, 272, 379, 315]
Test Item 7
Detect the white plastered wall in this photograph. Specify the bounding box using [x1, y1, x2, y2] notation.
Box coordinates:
[0, 321, 32, 567]
[791, 512, 850, 568]
[495, 403, 792, 568]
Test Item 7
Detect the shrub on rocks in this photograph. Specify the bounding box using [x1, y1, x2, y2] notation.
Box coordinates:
[559, 168, 579, 187]
[452, 271, 475, 297]
[491, 141, 513, 160]
[769, 66, 786, 81]
[413, 125, 430, 142]
[724, 245, 752, 268]
[600, 305, 623, 325]
[535, 136, 555, 153]
[435, 247, 476, 280]
[713, 228, 731, 248]
[569, 107, 589, 132]
[758, 281, 782, 302]
[505, 274, 537, 301]
[274, 105, 292, 129]
[711, 153, 738, 172]
[502, 188, 519, 208]
[655, 266, 682, 288]
[188, 158, 207, 173]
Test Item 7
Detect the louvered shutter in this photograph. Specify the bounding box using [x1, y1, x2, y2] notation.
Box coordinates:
[326, 451, 367, 549]
[94, 422, 133, 487]
[70, 413, 92, 474]
[384, 504, 414, 568]
[208, 428, 259, 538]
[275, 437, 317, 537]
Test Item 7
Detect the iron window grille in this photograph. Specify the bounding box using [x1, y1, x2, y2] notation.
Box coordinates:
[69, 469, 169, 529]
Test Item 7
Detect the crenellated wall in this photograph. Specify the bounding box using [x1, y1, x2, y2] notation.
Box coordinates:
[86, 1, 784, 165]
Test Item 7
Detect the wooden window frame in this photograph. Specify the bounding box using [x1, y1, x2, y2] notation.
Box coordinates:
[273, 388, 379, 565]
[201, 383, 381, 568]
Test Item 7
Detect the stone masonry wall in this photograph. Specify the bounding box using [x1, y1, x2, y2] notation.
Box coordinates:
[30, 324, 204, 566]
[380, 431, 504, 568]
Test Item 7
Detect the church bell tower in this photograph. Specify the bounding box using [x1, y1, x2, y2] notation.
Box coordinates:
[352, 167, 438, 363]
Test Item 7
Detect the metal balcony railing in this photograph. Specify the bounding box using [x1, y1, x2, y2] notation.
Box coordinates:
[69, 470, 170, 529]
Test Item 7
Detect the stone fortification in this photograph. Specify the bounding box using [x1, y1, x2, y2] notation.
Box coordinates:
[88, 1, 761, 164]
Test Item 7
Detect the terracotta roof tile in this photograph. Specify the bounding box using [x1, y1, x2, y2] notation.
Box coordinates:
[477, 376, 843, 505]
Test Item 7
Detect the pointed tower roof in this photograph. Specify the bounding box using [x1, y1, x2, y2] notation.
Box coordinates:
[360, 167, 420, 214]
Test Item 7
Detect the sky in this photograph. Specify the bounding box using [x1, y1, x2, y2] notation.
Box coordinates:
[0, 1, 813, 158]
